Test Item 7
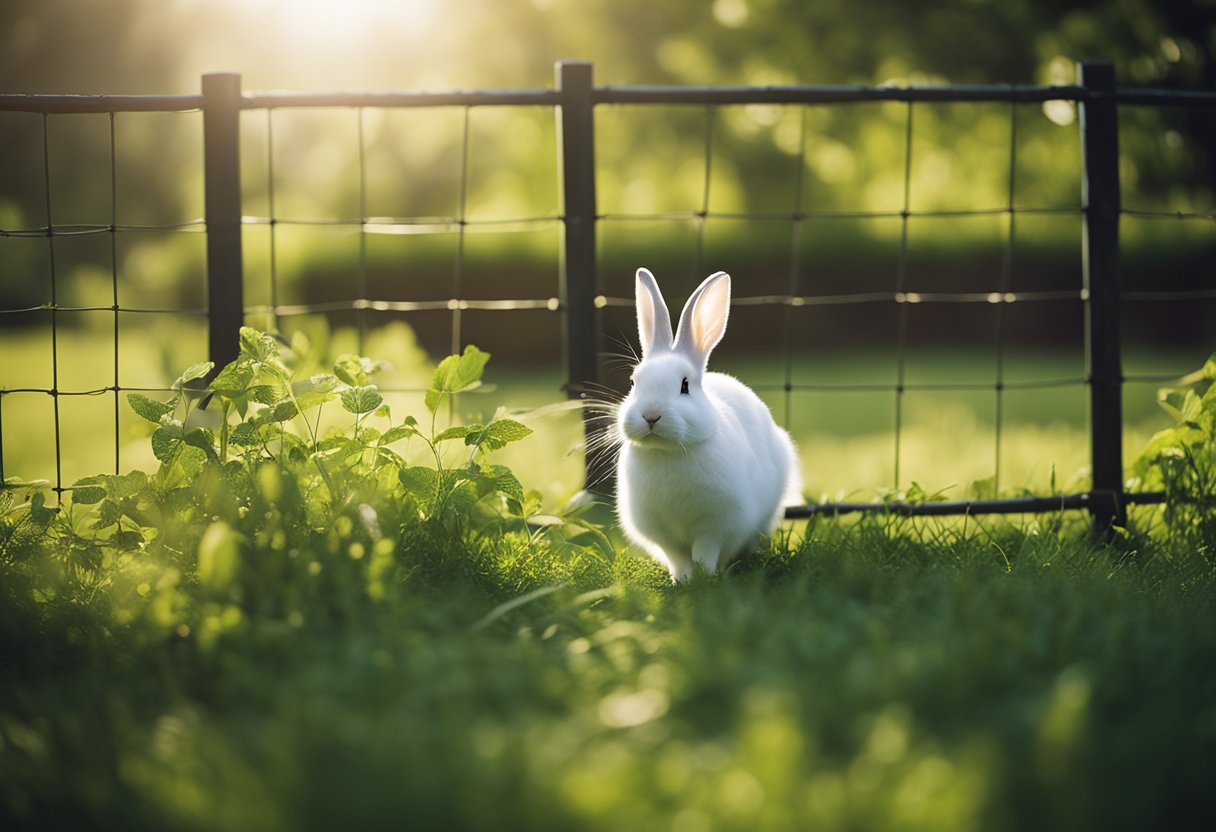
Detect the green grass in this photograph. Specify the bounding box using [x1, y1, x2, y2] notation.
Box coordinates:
[2, 328, 1215, 831]
[3, 511, 1214, 831]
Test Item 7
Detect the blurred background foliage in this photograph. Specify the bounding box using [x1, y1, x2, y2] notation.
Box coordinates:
[1, 0, 1215, 496]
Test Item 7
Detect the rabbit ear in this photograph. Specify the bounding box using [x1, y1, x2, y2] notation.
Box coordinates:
[674, 271, 731, 366]
[635, 268, 674, 356]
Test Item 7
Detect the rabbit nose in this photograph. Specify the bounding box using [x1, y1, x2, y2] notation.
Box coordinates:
[643, 413, 661, 429]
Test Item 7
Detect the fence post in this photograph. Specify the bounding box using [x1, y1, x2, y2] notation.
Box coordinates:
[556, 61, 604, 488]
[202, 72, 244, 375]
[1079, 61, 1126, 533]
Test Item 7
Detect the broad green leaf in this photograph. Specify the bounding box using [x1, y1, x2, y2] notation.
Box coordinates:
[239, 327, 276, 362]
[435, 425, 472, 443]
[114, 470, 149, 499]
[379, 424, 421, 445]
[334, 354, 376, 387]
[183, 428, 219, 461]
[293, 374, 340, 410]
[426, 346, 490, 414]
[268, 400, 299, 423]
[247, 384, 282, 405]
[211, 360, 254, 396]
[152, 424, 185, 462]
[92, 498, 122, 529]
[1181, 389, 1203, 424]
[341, 385, 383, 415]
[229, 422, 261, 447]
[164, 487, 195, 515]
[173, 361, 214, 389]
[440, 481, 479, 520]
[481, 463, 524, 503]
[399, 465, 438, 497]
[317, 435, 357, 452]
[70, 475, 107, 505]
[462, 419, 533, 452]
[375, 447, 404, 467]
[128, 393, 177, 423]
[467, 419, 532, 452]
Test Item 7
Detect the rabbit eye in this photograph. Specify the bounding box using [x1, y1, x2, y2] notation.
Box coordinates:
[680, 377, 689, 395]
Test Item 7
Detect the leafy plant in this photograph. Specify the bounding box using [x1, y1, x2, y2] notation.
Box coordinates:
[1133, 352, 1216, 548]
[112, 328, 538, 530]
[0, 328, 608, 651]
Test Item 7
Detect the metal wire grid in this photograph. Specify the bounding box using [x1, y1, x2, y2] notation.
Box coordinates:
[0, 91, 567, 497]
[590, 82, 1213, 515]
[596, 100, 1084, 494]
[0, 107, 208, 492]
[0, 72, 1213, 519]
[240, 102, 564, 381]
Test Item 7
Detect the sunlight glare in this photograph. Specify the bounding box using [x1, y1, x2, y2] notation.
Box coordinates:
[197, 0, 441, 44]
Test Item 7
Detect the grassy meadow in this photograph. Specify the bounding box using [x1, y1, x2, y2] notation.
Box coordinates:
[2, 322, 1215, 831]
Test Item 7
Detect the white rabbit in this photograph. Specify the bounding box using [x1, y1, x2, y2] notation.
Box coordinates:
[615, 267, 803, 582]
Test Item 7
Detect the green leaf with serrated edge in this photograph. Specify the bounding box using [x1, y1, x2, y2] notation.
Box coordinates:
[174, 361, 214, 388]
[374, 404, 391, 420]
[70, 476, 107, 505]
[268, 400, 298, 423]
[92, 499, 122, 529]
[239, 327, 276, 361]
[229, 422, 260, 447]
[211, 360, 254, 396]
[317, 435, 354, 452]
[164, 487, 195, 515]
[435, 425, 473, 443]
[482, 464, 524, 503]
[151, 424, 184, 462]
[114, 470, 148, 499]
[398, 465, 438, 496]
[247, 384, 281, 405]
[375, 447, 404, 467]
[183, 428, 219, 461]
[341, 386, 383, 415]
[293, 374, 340, 410]
[333, 354, 373, 387]
[426, 346, 490, 414]
[465, 418, 533, 452]
[127, 393, 176, 423]
[486, 418, 532, 444]
[379, 424, 421, 446]
[1181, 389, 1203, 423]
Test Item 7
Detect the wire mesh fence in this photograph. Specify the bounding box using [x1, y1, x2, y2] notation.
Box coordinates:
[1, 62, 1213, 530]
